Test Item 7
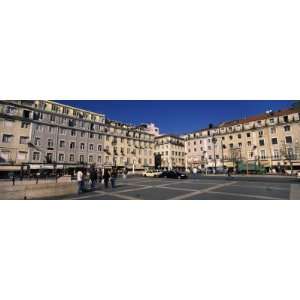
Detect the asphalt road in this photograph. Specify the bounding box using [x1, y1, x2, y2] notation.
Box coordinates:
[59, 175, 297, 200]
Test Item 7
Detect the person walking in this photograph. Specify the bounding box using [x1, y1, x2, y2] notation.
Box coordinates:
[98, 168, 103, 183]
[90, 167, 98, 190]
[103, 169, 110, 188]
[111, 168, 117, 188]
[77, 169, 84, 194]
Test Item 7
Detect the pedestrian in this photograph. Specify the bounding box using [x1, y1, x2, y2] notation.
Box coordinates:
[98, 168, 103, 183]
[12, 173, 15, 186]
[111, 168, 117, 188]
[103, 169, 110, 188]
[77, 169, 84, 194]
[90, 167, 98, 190]
[123, 168, 128, 180]
[227, 168, 231, 178]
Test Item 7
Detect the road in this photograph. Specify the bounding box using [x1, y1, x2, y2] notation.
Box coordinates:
[56, 175, 298, 200]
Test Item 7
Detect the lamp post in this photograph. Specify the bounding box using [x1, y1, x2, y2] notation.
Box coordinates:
[212, 136, 217, 173]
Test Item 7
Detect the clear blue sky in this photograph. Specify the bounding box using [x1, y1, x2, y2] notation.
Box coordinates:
[57, 100, 293, 135]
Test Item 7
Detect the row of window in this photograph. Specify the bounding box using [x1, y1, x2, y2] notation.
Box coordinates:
[155, 151, 185, 157]
[187, 136, 294, 153]
[187, 126, 292, 145]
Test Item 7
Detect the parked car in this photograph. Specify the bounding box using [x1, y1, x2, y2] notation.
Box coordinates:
[159, 171, 188, 179]
[142, 170, 162, 177]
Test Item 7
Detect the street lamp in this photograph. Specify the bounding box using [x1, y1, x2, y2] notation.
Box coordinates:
[212, 136, 217, 173]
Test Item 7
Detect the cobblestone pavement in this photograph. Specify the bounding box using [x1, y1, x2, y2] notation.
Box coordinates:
[58, 176, 295, 200]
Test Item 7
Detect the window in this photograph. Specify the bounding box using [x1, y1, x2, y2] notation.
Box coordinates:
[89, 144, 94, 151]
[70, 154, 75, 162]
[284, 125, 290, 132]
[229, 136, 233, 140]
[50, 115, 55, 122]
[34, 137, 41, 146]
[97, 145, 102, 151]
[60, 128, 66, 135]
[238, 134, 241, 139]
[58, 153, 64, 162]
[23, 110, 31, 119]
[271, 138, 278, 145]
[98, 134, 102, 140]
[269, 118, 274, 124]
[285, 136, 292, 143]
[247, 132, 251, 138]
[208, 155, 212, 159]
[238, 143, 242, 148]
[17, 151, 27, 160]
[194, 148, 196, 152]
[270, 127, 276, 134]
[247, 141, 251, 146]
[71, 130, 76, 136]
[80, 143, 85, 150]
[97, 156, 101, 163]
[90, 133, 94, 139]
[273, 150, 279, 158]
[70, 142, 76, 149]
[63, 107, 69, 114]
[46, 153, 53, 163]
[260, 150, 266, 159]
[88, 155, 94, 163]
[68, 119, 76, 127]
[19, 136, 29, 144]
[59, 140, 65, 148]
[2, 134, 13, 143]
[259, 139, 265, 146]
[194, 141, 196, 145]
[229, 143, 233, 148]
[33, 152, 40, 161]
[48, 139, 54, 148]
[258, 131, 263, 137]
[79, 155, 84, 163]
[283, 116, 288, 122]
[81, 131, 85, 137]
[48, 126, 54, 133]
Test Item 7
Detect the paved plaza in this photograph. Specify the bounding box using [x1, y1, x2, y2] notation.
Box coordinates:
[57, 176, 298, 200]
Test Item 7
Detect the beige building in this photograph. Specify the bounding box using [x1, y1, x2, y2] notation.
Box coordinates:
[154, 135, 185, 170]
[103, 119, 155, 171]
[184, 107, 300, 172]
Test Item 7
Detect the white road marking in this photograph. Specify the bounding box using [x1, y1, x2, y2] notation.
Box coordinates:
[93, 191, 140, 200]
[232, 184, 289, 191]
[170, 181, 238, 200]
[207, 191, 282, 200]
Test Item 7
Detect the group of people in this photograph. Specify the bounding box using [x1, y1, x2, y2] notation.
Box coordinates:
[77, 167, 127, 194]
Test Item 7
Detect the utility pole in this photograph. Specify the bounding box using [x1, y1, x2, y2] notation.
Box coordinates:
[212, 136, 217, 173]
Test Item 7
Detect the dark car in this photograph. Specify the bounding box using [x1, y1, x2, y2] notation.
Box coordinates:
[159, 171, 188, 179]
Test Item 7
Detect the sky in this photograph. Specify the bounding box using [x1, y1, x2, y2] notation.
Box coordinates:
[57, 100, 294, 135]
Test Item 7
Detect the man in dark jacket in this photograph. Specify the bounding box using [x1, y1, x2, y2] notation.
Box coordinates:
[90, 167, 98, 190]
[103, 169, 110, 188]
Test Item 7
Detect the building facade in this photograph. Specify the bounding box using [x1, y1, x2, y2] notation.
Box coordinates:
[0, 100, 155, 177]
[154, 135, 185, 170]
[103, 119, 155, 171]
[1, 101, 300, 177]
[184, 108, 300, 172]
